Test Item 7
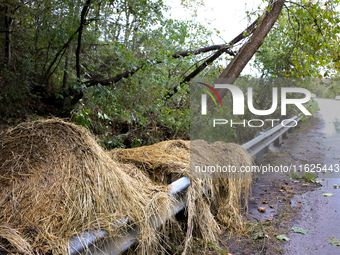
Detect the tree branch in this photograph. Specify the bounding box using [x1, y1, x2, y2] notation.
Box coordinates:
[163, 17, 260, 100]
[84, 45, 229, 86]
[85, 17, 260, 88]
[76, 0, 91, 80]
[85, 65, 145, 86]
[164, 48, 235, 100]
[42, 1, 95, 85]
[41, 28, 80, 84]
[284, 4, 301, 42]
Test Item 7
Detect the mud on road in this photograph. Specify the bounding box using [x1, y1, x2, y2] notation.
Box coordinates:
[225, 99, 340, 255]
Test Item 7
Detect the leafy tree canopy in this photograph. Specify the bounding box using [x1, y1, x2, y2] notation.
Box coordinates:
[254, 0, 340, 78]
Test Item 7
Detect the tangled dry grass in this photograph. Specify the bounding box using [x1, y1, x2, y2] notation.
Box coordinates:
[110, 140, 253, 253]
[0, 119, 172, 254]
[0, 118, 253, 254]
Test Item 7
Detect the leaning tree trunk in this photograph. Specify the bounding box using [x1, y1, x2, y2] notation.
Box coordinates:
[207, 0, 286, 109]
[52, 0, 285, 114]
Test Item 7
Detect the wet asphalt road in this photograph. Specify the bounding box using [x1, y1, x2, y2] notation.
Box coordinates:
[282, 99, 340, 255]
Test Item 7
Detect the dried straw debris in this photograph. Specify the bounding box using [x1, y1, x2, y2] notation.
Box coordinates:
[0, 119, 172, 254]
[1, 119, 253, 254]
[110, 139, 253, 253]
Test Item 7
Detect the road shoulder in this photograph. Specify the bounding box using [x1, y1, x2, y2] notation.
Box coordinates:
[223, 114, 340, 255]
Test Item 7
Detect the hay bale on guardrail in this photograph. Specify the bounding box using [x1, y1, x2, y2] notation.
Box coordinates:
[190, 140, 253, 229]
[0, 119, 172, 254]
[109, 139, 253, 253]
[0, 119, 253, 254]
[109, 140, 190, 184]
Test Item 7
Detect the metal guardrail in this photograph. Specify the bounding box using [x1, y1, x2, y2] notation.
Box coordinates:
[69, 116, 302, 255]
[69, 177, 190, 255]
[242, 115, 302, 164]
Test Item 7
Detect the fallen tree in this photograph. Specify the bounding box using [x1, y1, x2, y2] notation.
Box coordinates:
[67, 0, 285, 110]
[208, 0, 286, 108]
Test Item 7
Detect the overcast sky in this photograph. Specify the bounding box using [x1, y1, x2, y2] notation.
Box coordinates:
[165, 0, 265, 75]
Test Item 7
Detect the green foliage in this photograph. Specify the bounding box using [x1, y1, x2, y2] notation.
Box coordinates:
[304, 172, 314, 181]
[71, 100, 91, 128]
[0, 57, 37, 117]
[254, 0, 340, 78]
[0, 0, 211, 107]
[1, 0, 214, 147]
[3, 0, 340, 149]
[71, 72, 192, 148]
[276, 234, 290, 241]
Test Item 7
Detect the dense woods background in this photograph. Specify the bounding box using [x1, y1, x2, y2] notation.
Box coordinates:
[1, 0, 340, 148]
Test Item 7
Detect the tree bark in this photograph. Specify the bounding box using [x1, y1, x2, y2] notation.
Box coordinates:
[76, 0, 91, 80]
[4, 6, 13, 67]
[71, 0, 92, 107]
[42, 28, 80, 84]
[2, 1, 22, 68]
[207, 0, 286, 109]
[62, 42, 73, 90]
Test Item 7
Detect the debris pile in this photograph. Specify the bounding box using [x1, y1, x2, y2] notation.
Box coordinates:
[0, 119, 253, 254]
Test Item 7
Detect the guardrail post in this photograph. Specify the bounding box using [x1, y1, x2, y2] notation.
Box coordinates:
[255, 149, 264, 165]
[288, 116, 297, 133]
[273, 124, 281, 147]
[274, 137, 280, 146]
[259, 130, 269, 153]
[255, 131, 266, 165]
[282, 131, 288, 139]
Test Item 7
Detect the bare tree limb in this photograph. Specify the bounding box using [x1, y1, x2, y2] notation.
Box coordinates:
[84, 45, 231, 86]
[41, 28, 80, 84]
[85, 17, 260, 88]
[163, 17, 260, 100]
[164, 48, 235, 100]
[85, 65, 144, 86]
